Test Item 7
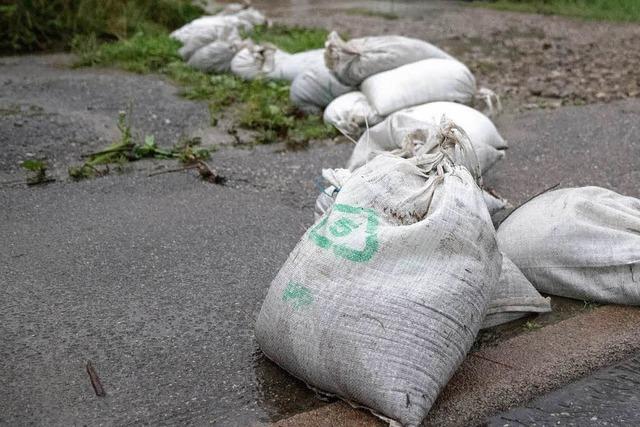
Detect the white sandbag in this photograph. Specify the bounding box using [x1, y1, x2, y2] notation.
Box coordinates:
[314, 174, 508, 223]
[482, 256, 551, 329]
[177, 25, 240, 60]
[361, 59, 476, 116]
[348, 106, 505, 174]
[325, 31, 454, 86]
[170, 15, 249, 44]
[497, 187, 640, 305]
[405, 102, 507, 149]
[231, 47, 325, 81]
[187, 40, 245, 73]
[290, 66, 354, 114]
[230, 44, 291, 80]
[322, 92, 383, 139]
[483, 191, 509, 217]
[256, 132, 502, 426]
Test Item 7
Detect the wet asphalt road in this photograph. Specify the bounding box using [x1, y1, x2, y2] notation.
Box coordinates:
[487, 353, 640, 426]
[1, 53, 639, 425]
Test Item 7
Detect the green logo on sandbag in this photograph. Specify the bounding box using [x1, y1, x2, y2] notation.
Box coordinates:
[283, 281, 313, 309]
[309, 204, 379, 262]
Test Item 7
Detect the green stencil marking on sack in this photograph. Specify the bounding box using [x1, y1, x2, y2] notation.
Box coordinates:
[309, 204, 379, 262]
[283, 281, 314, 309]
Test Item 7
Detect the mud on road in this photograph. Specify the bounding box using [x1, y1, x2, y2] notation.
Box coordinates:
[255, 0, 640, 112]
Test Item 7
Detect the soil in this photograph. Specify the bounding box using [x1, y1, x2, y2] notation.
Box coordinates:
[253, 0, 640, 113]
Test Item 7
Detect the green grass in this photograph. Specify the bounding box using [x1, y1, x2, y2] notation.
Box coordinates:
[243, 24, 328, 53]
[476, 0, 640, 22]
[73, 25, 336, 145]
[1, 0, 203, 54]
[345, 8, 399, 20]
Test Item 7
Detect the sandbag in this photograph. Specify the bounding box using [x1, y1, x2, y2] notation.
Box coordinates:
[497, 187, 640, 305]
[177, 25, 240, 60]
[322, 92, 383, 139]
[230, 44, 291, 80]
[325, 32, 454, 86]
[171, 15, 249, 44]
[187, 40, 244, 73]
[482, 256, 551, 329]
[314, 169, 508, 222]
[348, 106, 505, 174]
[231, 46, 325, 81]
[256, 131, 502, 426]
[361, 59, 476, 116]
[290, 66, 354, 114]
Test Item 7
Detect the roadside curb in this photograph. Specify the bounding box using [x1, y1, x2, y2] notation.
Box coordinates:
[272, 305, 640, 426]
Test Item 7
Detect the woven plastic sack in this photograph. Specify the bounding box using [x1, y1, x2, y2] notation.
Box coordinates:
[313, 186, 545, 332]
[176, 24, 240, 60]
[497, 187, 640, 305]
[170, 15, 251, 56]
[348, 106, 505, 174]
[231, 46, 324, 81]
[323, 92, 383, 139]
[313, 169, 507, 222]
[290, 66, 354, 114]
[482, 256, 551, 329]
[361, 59, 476, 116]
[187, 40, 245, 73]
[324, 32, 453, 86]
[257, 132, 501, 425]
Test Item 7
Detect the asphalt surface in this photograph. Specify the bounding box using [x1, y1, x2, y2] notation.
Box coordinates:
[1, 54, 639, 425]
[486, 352, 640, 426]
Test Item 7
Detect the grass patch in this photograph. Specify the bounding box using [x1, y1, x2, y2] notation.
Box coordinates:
[74, 25, 337, 146]
[345, 8, 399, 20]
[21, 159, 55, 185]
[1, 0, 203, 54]
[243, 24, 328, 53]
[475, 0, 640, 22]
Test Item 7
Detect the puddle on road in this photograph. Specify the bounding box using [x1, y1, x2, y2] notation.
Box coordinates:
[251, 350, 331, 423]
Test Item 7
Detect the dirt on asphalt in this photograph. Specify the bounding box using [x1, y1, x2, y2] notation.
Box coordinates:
[254, 0, 640, 113]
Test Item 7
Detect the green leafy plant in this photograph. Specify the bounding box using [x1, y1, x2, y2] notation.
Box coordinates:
[242, 24, 329, 53]
[20, 159, 55, 185]
[523, 320, 542, 331]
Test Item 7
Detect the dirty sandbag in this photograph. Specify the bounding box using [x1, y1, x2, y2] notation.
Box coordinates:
[256, 132, 502, 426]
[361, 58, 476, 116]
[324, 31, 454, 86]
[498, 186, 640, 305]
[322, 92, 383, 139]
[314, 168, 508, 222]
[187, 40, 246, 73]
[178, 25, 241, 61]
[347, 106, 505, 174]
[231, 46, 325, 81]
[230, 43, 291, 80]
[289, 66, 354, 114]
[482, 256, 551, 329]
[171, 15, 251, 45]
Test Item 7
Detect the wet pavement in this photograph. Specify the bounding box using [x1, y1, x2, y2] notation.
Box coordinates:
[486, 352, 640, 426]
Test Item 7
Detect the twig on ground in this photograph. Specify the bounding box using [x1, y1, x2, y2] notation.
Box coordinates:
[86, 361, 106, 397]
